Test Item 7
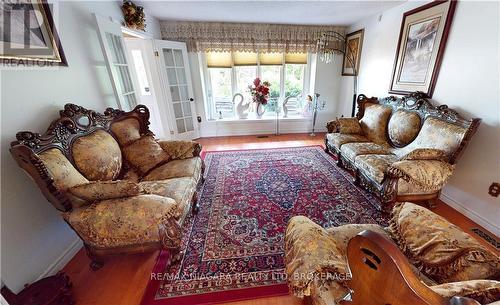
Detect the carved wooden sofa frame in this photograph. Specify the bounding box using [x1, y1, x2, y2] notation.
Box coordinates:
[10, 104, 204, 269]
[325, 92, 480, 212]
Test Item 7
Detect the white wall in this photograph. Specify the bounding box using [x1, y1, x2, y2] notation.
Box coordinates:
[0, 0, 160, 292]
[338, 1, 500, 234]
[186, 53, 344, 137]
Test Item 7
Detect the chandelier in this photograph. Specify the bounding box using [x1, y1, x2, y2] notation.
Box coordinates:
[317, 31, 347, 64]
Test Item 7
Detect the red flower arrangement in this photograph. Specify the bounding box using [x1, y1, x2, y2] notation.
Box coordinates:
[249, 78, 271, 105]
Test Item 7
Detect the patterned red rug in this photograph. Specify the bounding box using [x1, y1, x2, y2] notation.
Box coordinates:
[140, 146, 388, 305]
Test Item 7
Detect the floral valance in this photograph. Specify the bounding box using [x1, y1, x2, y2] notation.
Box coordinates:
[160, 21, 345, 53]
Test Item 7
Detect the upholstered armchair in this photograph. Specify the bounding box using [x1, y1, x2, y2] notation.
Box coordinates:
[10, 104, 204, 269]
[285, 202, 500, 305]
[325, 92, 480, 212]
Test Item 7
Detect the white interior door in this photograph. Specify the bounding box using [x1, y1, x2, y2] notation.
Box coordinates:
[94, 14, 138, 111]
[154, 40, 199, 140]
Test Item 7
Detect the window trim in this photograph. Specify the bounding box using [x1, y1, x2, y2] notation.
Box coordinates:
[201, 51, 311, 120]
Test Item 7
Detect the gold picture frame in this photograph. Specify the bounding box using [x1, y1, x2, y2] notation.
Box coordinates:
[0, 0, 67, 66]
[342, 29, 364, 76]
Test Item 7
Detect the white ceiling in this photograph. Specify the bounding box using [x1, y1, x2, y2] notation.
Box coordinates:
[139, 1, 406, 26]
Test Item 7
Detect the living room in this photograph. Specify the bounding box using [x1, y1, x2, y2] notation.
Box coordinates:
[0, 1, 499, 304]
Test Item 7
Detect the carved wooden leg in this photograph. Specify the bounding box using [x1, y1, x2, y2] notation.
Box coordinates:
[85, 246, 104, 271]
[191, 191, 199, 215]
[159, 218, 183, 267]
[427, 198, 438, 209]
[380, 177, 398, 214]
[336, 151, 343, 167]
[324, 138, 330, 153]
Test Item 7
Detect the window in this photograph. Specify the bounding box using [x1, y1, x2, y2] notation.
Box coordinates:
[204, 51, 309, 119]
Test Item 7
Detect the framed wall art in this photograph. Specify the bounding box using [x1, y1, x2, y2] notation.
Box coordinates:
[0, 0, 67, 66]
[342, 29, 364, 76]
[389, 0, 456, 97]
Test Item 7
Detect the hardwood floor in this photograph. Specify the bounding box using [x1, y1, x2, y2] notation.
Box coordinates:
[62, 133, 496, 305]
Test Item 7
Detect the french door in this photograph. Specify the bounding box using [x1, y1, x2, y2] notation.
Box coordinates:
[154, 40, 199, 140]
[93, 14, 138, 111]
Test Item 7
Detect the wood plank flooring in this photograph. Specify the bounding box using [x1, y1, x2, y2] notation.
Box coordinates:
[62, 133, 496, 305]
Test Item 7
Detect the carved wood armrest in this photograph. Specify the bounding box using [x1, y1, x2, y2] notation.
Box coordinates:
[342, 230, 449, 305]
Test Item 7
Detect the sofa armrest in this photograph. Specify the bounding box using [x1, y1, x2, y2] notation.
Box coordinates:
[285, 216, 349, 298]
[386, 160, 455, 192]
[66, 180, 142, 208]
[326, 120, 340, 133]
[158, 140, 202, 160]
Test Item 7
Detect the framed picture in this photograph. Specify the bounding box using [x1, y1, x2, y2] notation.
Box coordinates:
[0, 0, 67, 66]
[389, 0, 456, 97]
[342, 29, 364, 76]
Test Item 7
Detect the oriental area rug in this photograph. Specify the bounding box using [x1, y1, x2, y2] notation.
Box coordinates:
[140, 146, 389, 305]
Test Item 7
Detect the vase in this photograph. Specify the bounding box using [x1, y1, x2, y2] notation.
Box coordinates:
[255, 103, 265, 119]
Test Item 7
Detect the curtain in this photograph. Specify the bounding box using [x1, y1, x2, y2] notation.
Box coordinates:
[160, 21, 345, 53]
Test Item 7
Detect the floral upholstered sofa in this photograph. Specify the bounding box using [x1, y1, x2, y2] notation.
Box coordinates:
[325, 92, 480, 212]
[10, 104, 203, 269]
[285, 202, 500, 305]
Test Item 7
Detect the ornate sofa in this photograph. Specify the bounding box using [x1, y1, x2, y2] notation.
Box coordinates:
[10, 104, 204, 269]
[325, 92, 480, 212]
[285, 202, 500, 305]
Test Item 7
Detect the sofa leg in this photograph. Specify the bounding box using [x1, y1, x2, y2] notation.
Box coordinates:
[89, 260, 104, 271]
[427, 198, 438, 209]
[191, 191, 199, 215]
[166, 248, 183, 267]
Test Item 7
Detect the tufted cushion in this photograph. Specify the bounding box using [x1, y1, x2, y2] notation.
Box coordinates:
[336, 118, 363, 134]
[388, 202, 500, 283]
[142, 157, 202, 182]
[64, 194, 177, 248]
[430, 280, 500, 304]
[388, 110, 421, 147]
[326, 133, 369, 150]
[139, 178, 197, 219]
[72, 130, 122, 181]
[67, 180, 141, 207]
[122, 135, 171, 175]
[355, 154, 399, 183]
[340, 142, 392, 163]
[359, 104, 392, 144]
[394, 117, 468, 159]
[110, 118, 141, 146]
[38, 148, 89, 192]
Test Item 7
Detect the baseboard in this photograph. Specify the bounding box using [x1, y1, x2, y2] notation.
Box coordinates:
[439, 192, 499, 236]
[36, 238, 83, 281]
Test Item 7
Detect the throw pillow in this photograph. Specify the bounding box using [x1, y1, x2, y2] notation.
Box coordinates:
[401, 148, 449, 162]
[67, 180, 141, 206]
[337, 117, 363, 134]
[388, 202, 500, 284]
[122, 135, 171, 175]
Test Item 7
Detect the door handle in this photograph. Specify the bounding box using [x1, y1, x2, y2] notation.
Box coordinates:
[189, 98, 194, 102]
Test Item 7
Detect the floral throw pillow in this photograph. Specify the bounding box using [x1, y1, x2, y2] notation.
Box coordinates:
[67, 180, 141, 207]
[122, 135, 171, 175]
[337, 118, 363, 135]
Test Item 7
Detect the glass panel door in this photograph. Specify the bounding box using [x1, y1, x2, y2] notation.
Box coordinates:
[94, 14, 138, 110]
[155, 40, 198, 139]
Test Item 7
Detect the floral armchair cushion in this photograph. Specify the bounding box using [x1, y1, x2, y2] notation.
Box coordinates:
[359, 104, 392, 144]
[110, 118, 142, 146]
[388, 202, 500, 283]
[333, 118, 363, 135]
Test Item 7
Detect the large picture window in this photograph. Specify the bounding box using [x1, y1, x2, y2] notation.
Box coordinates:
[203, 51, 309, 119]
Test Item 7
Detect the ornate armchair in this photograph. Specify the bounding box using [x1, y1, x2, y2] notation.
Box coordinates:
[285, 202, 500, 305]
[10, 104, 204, 269]
[325, 92, 480, 212]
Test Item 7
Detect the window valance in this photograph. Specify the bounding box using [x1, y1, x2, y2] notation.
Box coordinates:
[160, 21, 345, 53]
[206, 51, 308, 68]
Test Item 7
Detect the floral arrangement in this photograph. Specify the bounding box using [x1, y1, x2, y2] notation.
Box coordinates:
[249, 78, 270, 105]
[122, 1, 146, 31]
